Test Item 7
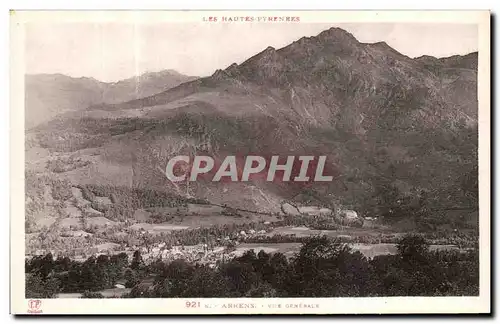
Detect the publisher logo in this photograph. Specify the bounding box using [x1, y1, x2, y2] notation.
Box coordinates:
[27, 299, 42, 314]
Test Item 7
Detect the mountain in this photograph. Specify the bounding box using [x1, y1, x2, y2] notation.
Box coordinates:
[99, 29, 477, 126]
[26, 27, 478, 230]
[25, 70, 197, 128]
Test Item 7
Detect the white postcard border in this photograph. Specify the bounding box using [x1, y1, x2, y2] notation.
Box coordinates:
[10, 10, 491, 315]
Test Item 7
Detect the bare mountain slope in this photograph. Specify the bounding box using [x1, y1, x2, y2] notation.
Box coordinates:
[25, 70, 197, 129]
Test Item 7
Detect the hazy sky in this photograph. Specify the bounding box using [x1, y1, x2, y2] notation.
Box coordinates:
[25, 23, 478, 82]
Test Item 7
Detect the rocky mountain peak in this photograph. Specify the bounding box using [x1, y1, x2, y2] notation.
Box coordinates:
[316, 27, 359, 43]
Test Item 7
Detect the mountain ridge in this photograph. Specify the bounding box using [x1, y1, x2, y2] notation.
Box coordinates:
[25, 70, 198, 129]
[98, 28, 477, 130]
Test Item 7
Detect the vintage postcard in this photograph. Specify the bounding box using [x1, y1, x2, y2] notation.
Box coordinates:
[10, 10, 491, 314]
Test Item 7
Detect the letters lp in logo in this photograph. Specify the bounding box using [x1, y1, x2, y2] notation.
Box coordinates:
[28, 299, 42, 313]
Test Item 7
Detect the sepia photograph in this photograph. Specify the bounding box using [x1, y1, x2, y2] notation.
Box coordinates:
[10, 10, 490, 314]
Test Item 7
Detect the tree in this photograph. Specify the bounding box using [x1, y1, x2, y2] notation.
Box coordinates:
[124, 268, 139, 288]
[131, 250, 144, 270]
[27, 253, 54, 279]
[397, 234, 429, 263]
[181, 266, 232, 297]
[25, 273, 60, 298]
[110, 252, 129, 268]
[220, 261, 260, 296]
[53, 256, 73, 272]
[374, 182, 411, 223]
[76, 255, 109, 291]
[245, 282, 278, 297]
[151, 260, 196, 297]
[461, 164, 478, 205]
[288, 236, 370, 297]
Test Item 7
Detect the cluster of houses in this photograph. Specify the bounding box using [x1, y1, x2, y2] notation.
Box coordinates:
[27, 225, 274, 268]
[135, 228, 272, 266]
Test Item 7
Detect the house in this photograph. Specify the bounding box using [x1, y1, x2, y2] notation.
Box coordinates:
[340, 210, 359, 219]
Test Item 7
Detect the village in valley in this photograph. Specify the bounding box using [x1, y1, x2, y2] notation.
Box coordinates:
[26, 182, 369, 265]
[26, 182, 467, 276]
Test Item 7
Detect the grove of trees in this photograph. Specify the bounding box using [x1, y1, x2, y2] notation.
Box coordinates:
[25, 234, 479, 299]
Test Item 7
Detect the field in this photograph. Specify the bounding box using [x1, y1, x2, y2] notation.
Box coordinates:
[271, 225, 399, 238]
[129, 223, 190, 234]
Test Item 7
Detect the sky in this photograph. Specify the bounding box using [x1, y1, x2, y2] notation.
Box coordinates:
[24, 22, 478, 82]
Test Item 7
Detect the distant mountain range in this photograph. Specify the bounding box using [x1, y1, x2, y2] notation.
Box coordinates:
[25, 70, 197, 128]
[26, 27, 478, 230]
